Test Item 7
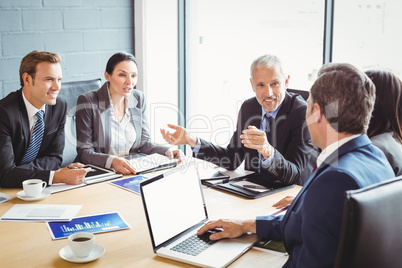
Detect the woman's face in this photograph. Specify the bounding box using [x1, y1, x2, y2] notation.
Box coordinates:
[105, 60, 138, 98]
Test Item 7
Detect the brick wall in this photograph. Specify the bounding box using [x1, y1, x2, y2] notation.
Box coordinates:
[0, 0, 134, 98]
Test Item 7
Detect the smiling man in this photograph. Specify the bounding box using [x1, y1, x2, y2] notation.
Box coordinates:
[161, 54, 315, 185]
[0, 51, 89, 188]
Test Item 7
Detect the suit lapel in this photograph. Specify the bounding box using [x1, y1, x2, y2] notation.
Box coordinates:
[17, 90, 31, 151]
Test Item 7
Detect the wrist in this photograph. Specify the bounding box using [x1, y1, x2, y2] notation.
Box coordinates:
[242, 219, 257, 234]
[188, 134, 198, 148]
[261, 145, 274, 159]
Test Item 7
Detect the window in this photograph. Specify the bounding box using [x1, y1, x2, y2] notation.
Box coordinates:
[332, 0, 402, 76]
[186, 0, 325, 147]
[135, 0, 179, 145]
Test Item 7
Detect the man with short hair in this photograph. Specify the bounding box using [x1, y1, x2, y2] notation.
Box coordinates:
[196, 63, 395, 267]
[0, 50, 89, 188]
[161, 54, 315, 185]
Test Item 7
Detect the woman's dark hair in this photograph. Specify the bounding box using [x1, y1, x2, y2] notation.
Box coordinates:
[105, 51, 137, 75]
[366, 70, 402, 143]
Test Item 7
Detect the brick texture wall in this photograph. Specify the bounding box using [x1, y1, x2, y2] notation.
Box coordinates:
[0, 0, 134, 98]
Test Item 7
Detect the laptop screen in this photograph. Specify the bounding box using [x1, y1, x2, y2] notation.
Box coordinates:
[140, 164, 208, 249]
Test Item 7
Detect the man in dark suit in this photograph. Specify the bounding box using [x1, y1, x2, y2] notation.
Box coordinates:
[0, 50, 89, 188]
[161, 54, 315, 185]
[197, 63, 395, 267]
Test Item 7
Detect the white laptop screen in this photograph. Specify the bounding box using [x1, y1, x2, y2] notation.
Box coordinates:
[141, 165, 207, 248]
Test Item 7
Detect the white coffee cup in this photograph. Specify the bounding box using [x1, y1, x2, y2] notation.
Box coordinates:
[68, 232, 95, 258]
[22, 179, 47, 198]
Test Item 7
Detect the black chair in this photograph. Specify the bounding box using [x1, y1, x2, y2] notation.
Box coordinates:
[58, 78, 102, 167]
[287, 88, 309, 101]
[334, 175, 402, 268]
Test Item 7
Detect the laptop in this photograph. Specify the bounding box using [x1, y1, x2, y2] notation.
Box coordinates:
[139, 163, 257, 268]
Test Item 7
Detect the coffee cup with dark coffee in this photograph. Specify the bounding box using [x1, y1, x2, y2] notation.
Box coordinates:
[22, 179, 47, 198]
[68, 232, 95, 258]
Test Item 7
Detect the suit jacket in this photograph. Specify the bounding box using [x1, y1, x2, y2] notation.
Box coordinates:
[255, 135, 395, 268]
[196, 92, 315, 185]
[0, 89, 66, 188]
[371, 132, 402, 176]
[75, 82, 169, 168]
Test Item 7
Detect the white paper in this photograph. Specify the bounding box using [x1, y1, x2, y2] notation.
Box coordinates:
[0, 204, 82, 222]
[0, 192, 12, 203]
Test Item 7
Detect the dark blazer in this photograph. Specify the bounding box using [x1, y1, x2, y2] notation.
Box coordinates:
[196, 92, 315, 185]
[0, 89, 67, 188]
[75, 82, 169, 168]
[255, 135, 395, 267]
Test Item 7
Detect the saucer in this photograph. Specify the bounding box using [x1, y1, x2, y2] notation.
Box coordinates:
[59, 244, 105, 263]
[16, 188, 51, 201]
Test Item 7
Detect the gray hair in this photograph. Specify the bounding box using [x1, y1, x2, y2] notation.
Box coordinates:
[250, 54, 285, 78]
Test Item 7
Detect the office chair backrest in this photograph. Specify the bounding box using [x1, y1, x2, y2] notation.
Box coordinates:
[287, 88, 309, 101]
[334, 175, 402, 268]
[58, 78, 102, 167]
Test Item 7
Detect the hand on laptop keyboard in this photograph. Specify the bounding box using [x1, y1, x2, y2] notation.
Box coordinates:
[171, 228, 223, 256]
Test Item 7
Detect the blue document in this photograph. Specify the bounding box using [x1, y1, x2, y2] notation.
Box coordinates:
[109, 175, 148, 194]
[46, 212, 130, 239]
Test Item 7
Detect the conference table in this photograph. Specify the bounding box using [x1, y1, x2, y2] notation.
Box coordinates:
[0, 162, 301, 267]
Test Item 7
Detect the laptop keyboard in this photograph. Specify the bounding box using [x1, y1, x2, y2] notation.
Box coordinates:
[171, 229, 221, 256]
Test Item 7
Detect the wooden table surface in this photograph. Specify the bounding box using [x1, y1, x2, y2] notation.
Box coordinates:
[0, 168, 301, 268]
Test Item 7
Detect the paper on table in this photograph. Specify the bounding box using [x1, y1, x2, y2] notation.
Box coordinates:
[0, 192, 12, 203]
[47, 183, 85, 194]
[46, 212, 131, 239]
[0, 204, 82, 222]
[109, 175, 147, 194]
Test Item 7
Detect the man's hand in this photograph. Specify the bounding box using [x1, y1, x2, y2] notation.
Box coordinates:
[166, 148, 184, 162]
[160, 124, 198, 148]
[273, 196, 295, 209]
[112, 157, 136, 175]
[53, 163, 91, 184]
[197, 219, 256, 241]
[240, 125, 273, 159]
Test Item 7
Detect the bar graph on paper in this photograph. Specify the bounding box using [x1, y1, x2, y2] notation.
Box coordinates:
[62, 220, 114, 232]
[46, 212, 130, 239]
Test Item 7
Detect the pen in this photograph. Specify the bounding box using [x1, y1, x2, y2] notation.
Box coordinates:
[67, 165, 80, 169]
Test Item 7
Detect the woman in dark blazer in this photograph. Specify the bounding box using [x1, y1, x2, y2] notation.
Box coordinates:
[366, 69, 402, 176]
[76, 52, 180, 174]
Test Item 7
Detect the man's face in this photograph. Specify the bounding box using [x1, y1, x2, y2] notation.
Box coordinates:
[24, 62, 62, 109]
[250, 65, 289, 113]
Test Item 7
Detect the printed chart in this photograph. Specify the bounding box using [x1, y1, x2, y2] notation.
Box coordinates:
[46, 212, 130, 239]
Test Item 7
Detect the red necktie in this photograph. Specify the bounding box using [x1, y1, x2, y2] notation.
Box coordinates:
[312, 164, 318, 173]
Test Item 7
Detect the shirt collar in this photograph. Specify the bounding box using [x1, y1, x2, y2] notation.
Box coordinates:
[261, 101, 282, 119]
[22, 90, 46, 118]
[316, 134, 362, 168]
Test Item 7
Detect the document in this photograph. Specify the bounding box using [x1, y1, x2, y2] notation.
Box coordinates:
[109, 175, 148, 194]
[0, 192, 12, 203]
[0, 204, 82, 222]
[46, 212, 130, 239]
[128, 153, 179, 174]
